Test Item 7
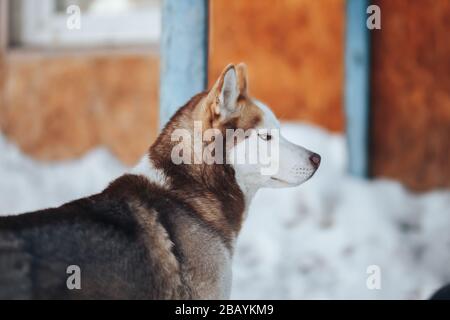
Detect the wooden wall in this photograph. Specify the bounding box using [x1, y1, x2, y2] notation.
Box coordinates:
[371, 0, 450, 191]
[211, 0, 450, 191]
[209, 0, 345, 132]
[1, 0, 449, 191]
[0, 52, 159, 165]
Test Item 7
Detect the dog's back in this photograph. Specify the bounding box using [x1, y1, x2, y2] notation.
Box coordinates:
[0, 174, 230, 299]
[0, 175, 157, 299]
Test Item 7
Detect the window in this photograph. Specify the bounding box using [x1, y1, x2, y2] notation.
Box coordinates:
[11, 0, 161, 48]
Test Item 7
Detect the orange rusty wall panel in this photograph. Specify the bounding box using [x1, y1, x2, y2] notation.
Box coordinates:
[209, 0, 345, 132]
[371, 0, 450, 191]
[0, 53, 159, 165]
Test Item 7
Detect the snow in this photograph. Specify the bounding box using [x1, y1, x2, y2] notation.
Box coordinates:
[0, 135, 125, 215]
[1, 123, 449, 299]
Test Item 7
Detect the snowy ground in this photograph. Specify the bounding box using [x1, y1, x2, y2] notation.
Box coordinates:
[1, 123, 449, 299]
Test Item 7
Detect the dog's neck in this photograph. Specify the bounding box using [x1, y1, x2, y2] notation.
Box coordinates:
[233, 172, 260, 220]
[131, 152, 253, 246]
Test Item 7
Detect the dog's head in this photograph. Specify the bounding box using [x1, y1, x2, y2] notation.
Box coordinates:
[210, 64, 321, 191]
[153, 63, 320, 192]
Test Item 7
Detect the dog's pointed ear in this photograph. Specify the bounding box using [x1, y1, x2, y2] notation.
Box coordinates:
[236, 62, 248, 96]
[206, 64, 240, 124]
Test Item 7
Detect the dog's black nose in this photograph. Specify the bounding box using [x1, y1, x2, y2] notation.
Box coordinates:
[309, 153, 321, 169]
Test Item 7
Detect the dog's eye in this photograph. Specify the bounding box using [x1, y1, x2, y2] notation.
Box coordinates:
[259, 133, 272, 141]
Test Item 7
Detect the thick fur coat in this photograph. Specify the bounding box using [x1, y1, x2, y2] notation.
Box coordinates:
[0, 63, 320, 299]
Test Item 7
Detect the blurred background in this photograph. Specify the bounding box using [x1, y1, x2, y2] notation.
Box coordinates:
[0, 0, 449, 299]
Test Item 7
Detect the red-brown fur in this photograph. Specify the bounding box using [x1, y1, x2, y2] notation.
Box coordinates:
[149, 64, 263, 244]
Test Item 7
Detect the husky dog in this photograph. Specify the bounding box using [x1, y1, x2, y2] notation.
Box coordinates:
[0, 63, 320, 299]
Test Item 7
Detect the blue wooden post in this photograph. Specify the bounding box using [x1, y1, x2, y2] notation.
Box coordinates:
[345, 0, 371, 177]
[160, 0, 209, 128]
